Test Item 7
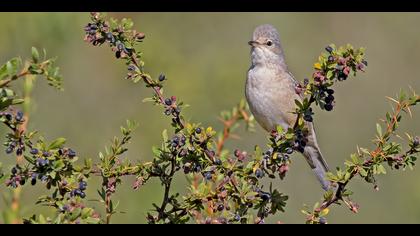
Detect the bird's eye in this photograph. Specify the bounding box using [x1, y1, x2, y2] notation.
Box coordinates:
[266, 41, 273, 46]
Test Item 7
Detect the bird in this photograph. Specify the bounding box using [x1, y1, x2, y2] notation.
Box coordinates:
[245, 24, 331, 191]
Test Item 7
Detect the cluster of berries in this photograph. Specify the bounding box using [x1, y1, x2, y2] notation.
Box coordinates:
[170, 133, 186, 149]
[293, 129, 307, 153]
[0, 110, 24, 123]
[70, 181, 88, 199]
[164, 96, 181, 117]
[182, 161, 202, 174]
[5, 165, 25, 188]
[1, 110, 26, 155]
[84, 13, 145, 60]
[4, 139, 25, 156]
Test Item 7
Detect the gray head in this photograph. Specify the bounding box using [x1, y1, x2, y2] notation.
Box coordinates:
[248, 24, 286, 69]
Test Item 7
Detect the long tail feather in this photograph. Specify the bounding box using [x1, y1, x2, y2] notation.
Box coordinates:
[303, 145, 331, 191]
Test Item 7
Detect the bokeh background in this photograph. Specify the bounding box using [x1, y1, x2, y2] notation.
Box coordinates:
[0, 12, 420, 224]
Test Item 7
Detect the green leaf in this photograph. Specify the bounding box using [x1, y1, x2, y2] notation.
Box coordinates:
[359, 168, 368, 177]
[376, 123, 382, 137]
[49, 171, 56, 179]
[32, 47, 40, 63]
[377, 164, 387, 174]
[48, 137, 66, 150]
[326, 70, 334, 79]
[38, 214, 47, 224]
[0, 57, 21, 80]
[152, 146, 161, 157]
[162, 129, 168, 143]
[53, 160, 65, 171]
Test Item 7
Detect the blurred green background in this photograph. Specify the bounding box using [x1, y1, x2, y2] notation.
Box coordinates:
[1, 12, 420, 224]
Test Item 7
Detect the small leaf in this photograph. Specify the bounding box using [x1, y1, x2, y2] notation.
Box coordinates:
[48, 137, 66, 150]
[376, 123, 382, 137]
[32, 47, 40, 63]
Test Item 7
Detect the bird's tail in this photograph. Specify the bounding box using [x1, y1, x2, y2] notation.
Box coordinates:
[303, 145, 331, 191]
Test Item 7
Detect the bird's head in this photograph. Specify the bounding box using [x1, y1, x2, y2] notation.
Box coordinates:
[248, 24, 285, 67]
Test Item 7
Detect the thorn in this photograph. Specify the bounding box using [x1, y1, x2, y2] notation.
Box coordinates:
[407, 106, 413, 118]
[385, 96, 399, 104]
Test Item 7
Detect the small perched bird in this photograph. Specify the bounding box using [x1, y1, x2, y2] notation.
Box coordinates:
[245, 24, 331, 190]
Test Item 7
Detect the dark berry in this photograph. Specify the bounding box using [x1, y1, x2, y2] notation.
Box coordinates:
[259, 192, 271, 201]
[217, 204, 224, 211]
[5, 113, 12, 121]
[16, 111, 24, 122]
[303, 115, 313, 122]
[255, 169, 263, 178]
[214, 159, 222, 165]
[79, 191, 86, 199]
[319, 217, 327, 224]
[362, 60, 368, 66]
[116, 42, 125, 51]
[158, 74, 166, 82]
[5, 146, 13, 154]
[31, 177, 37, 186]
[105, 32, 114, 41]
[41, 175, 48, 182]
[68, 149, 76, 158]
[164, 98, 172, 106]
[30, 148, 39, 155]
[413, 136, 419, 147]
[115, 51, 121, 59]
[234, 215, 241, 222]
[337, 72, 347, 81]
[79, 181, 87, 191]
[325, 95, 334, 104]
[203, 171, 212, 180]
[62, 205, 69, 212]
[326, 89, 334, 95]
[43, 151, 51, 157]
[324, 103, 333, 111]
[11, 167, 17, 175]
[19, 179, 25, 186]
[16, 148, 23, 156]
[325, 46, 333, 53]
[285, 147, 293, 154]
[234, 149, 241, 157]
[40, 159, 48, 167]
[127, 65, 136, 71]
[328, 56, 334, 62]
[195, 127, 202, 134]
[193, 164, 201, 172]
[75, 189, 82, 196]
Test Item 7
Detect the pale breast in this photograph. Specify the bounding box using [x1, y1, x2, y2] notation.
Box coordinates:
[245, 66, 299, 132]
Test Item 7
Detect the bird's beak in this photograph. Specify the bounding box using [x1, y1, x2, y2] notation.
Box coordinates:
[248, 40, 258, 47]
